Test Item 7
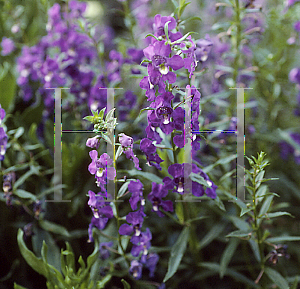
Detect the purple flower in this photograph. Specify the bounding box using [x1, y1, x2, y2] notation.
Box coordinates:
[289, 68, 300, 84]
[294, 21, 300, 32]
[1, 37, 15, 56]
[88, 151, 116, 185]
[130, 228, 152, 257]
[86, 136, 100, 149]
[88, 190, 113, 219]
[140, 40, 184, 101]
[0, 127, 8, 161]
[87, 190, 114, 242]
[119, 133, 141, 170]
[128, 179, 144, 210]
[196, 34, 213, 62]
[163, 163, 217, 198]
[88, 217, 109, 242]
[286, 0, 300, 7]
[140, 138, 163, 170]
[172, 107, 185, 148]
[130, 260, 143, 279]
[99, 241, 114, 260]
[153, 15, 176, 37]
[144, 253, 159, 278]
[119, 210, 145, 236]
[148, 183, 173, 217]
[0, 104, 5, 122]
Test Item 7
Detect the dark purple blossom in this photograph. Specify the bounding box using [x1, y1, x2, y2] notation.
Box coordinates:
[163, 163, 217, 198]
[130, 260, 143, 280]
[1, 37, 15, 56]
[148, 182, 173, 217]
[119, 133, 141, 170]
[143, 253, 159, 278]
[130, 228, 152, 257]
[88, 190, 113, 219]
[147, 91, 175, 136]
[140, 138, 163, 170]
[0, 105, 7, 161]
[196, 34, 213, 62]
[119, 210, 145, 237]
[128, 179, 144, 211]
[87, 190, 114, 242]
[172, 107, 185, 148]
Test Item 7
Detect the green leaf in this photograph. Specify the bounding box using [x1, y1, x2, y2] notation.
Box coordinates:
[117, 181, 130, 198]
[13, 167, 40, 189]
[105, 108, 116, 122]
[259, 211, 293, 219]
[127, 169, 163, 184]
[214, 196, 226, 211]
[198, 262, 260, 288]
[0, 70, 16, 111]
[220, 238, 240, 278]
[291, 276, 299, 289]
[115, 145, 123, 161]
[264, 267, 289, 289]
[248, 238, 261, 263]
[266, 236, 300, 243]
[87, 236, 99, 269]
[17, 229, 48, 278]
[83, 116, 94, 122]
[198, 224, 225, 249]
[226, 230, 252, 238]
[14, 189, 37, 201]
[121, 279, 131, 289]
[240, 206, 252, 217]
[39, 220, 70, 237]
[97, 275, 112, 289]
[190, 172, 210, 187]
[258, 195, 273, 225]
[163, 226, 190, 283]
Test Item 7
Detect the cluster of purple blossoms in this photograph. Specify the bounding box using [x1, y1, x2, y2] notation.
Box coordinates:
[87, 190, 114, 242]
[88, 151, 116, 190]
[119, 180, 159, 279]
[163, 163, 217, 198]
[0, 105, 8, 161]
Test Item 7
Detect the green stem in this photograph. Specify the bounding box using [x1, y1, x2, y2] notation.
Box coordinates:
[252, 168, 264, 269]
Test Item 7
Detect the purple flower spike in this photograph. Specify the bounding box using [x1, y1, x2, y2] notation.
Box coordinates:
[0, 127, 8, 161]
[144, 253, 159, 278]
[148, 182, 173, 217]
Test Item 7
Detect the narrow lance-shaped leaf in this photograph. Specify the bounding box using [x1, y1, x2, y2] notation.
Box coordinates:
[163, 226, 190, 283]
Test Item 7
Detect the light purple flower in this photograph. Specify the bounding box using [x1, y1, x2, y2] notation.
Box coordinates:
[130, 260, 143, 279]
[1, 37, 15, 56]
[128, 179, 144, 211]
